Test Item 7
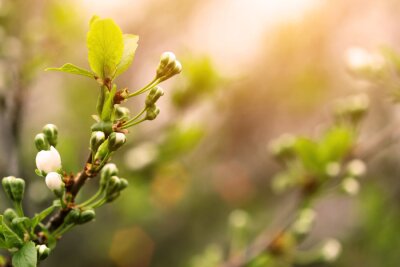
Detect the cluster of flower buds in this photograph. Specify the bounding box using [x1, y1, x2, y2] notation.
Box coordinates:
[340, 159, 366, 196]
[334, 94, 369, 126]
[34, 124, 65, 194]
[156, 52, 182, 82]
[64, 208, 96, 225]
[99, 163, 128, 203]
[345, 47, 385, 79]
[269, 134, 296, 162]
[2, 176, 25, 204]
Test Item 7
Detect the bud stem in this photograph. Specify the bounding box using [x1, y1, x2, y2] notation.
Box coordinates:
[121, 117, 147, 129]
[127, 77, 160, 98]
[14, 202, 24, 217]
[77, 188, 105, 208]
[121, 107, 146, 127]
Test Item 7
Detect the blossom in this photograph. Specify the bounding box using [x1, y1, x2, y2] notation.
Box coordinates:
[36, 146, 62, 173]
[45, 172, 64, 191]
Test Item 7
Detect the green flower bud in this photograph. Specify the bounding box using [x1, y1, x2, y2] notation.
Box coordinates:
[115, 106, 131, 121]
[91, 121, 113, 135]
[93, 139, 109, 164]
[64, 209, 80, 225]
[108, 132, 126, 151]
[78, 209, 96, 224]
[118, 178, 129, 191]
[100, 163, 118, 188]
[42, 124, 58, 147]
[2, 176, 25, 203]
[90, 131, 105, 153]
[106, 192, 120, 203]
[3, 208, 18, 222]
[145, 86, 164, 107]
[36, 244, 51, 261]
[106, 176, 121, 196]
[35, 133, 50, 151]
[145, 105, 160, 120]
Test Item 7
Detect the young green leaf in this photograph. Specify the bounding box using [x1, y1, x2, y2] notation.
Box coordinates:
[2, 220, 23, 249]
[87, 17, 124, 80]
[45, 63, 94, 78]
[12, 241, 37, 267]
[115, 34, 139, 77]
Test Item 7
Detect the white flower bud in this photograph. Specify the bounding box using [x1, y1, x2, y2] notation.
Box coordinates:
[108, 132, 126, 151]
[156, 52, 182, 81]
[320, 239, 342, 262]
[90, 131, 105, 152]
[45, 172, 64, 191]
[36, 146, 62, 174]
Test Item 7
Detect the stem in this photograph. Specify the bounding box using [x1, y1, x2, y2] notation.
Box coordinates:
[122, 107, 147, 127]
[90, 198, 107, 209]
[127, 78, 159, 98]
[53, 223, 74, 238]
[14, 202, 24, 217]
[121, 118, 147, 129]
[78, 188, 104, 208]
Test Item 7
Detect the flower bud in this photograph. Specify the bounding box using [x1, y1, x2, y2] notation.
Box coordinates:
[90, 131, 105, 153]
[45, 172, 64, 192]
[36, 244, 51, 260]
[64, 209, 80, 225]
[3, 208, 18, 222]
[118, 178, 129, 191]
[42, 124, 58, 147]
[78, 209, 96, 224]
[106, 176, 121, 196]
[156, 52, 182, 81]
[157, 52, 176, 75]
[341, 177, 360, 196]
[2, 176, 25, 203]
[36, 146, 62, 174]
[108, 132, 126, 151]
[292, 208, 316, 241]
[106, 192, 120, 202]
[35, 133, 50, 151]
[346, 159, 366, 178]
[320, 239, 342, 262]
[93, 139, 110, 164]
[145, 105, 160, 120]
[100, 163, 119, 188]
[115, 106, 131, 121]
[91, 121, 113, 135]
[145, 86, 164, 107]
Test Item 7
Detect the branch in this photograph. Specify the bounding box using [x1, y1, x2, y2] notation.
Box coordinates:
[45, 153, 94, 232]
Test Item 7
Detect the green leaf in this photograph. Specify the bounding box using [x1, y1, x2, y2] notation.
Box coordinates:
[318, 126, 354, 163]
[115, 34, 139, 77]
[45, 63, 94, 78]
[2, 220, 23, 249]
[87, 17, 124, 80]
[12, 241, 37, 267]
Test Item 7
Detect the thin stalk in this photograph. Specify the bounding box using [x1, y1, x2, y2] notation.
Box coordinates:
[90, 198, 107, 209]
[14, 202, 24, 217]
[78, 188, 105, 208]
[127, 78, 159, 98]
[121, 118, 147, 129]
[122, 107, 146, 127]
[53, 223, 74, 238]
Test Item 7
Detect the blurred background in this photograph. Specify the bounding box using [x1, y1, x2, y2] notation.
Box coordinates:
[0, 0, 400, 266]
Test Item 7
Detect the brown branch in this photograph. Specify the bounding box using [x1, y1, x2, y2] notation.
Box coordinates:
[45, 153, 95, 232]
